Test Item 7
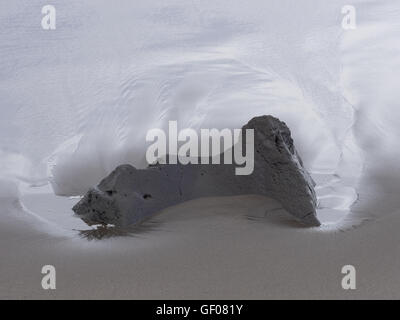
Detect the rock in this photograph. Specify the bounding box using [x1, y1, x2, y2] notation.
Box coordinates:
[73, 116, 320, 227]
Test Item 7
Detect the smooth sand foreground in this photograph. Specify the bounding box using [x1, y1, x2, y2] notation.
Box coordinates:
[1, 190, 399, 300]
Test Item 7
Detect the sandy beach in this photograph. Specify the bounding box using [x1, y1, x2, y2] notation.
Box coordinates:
[1, 185, 399, 299]
[1, 0, 400, 299]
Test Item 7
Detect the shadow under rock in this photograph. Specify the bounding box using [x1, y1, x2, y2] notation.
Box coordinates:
[75, 220, 162, 240]
[245, 207, 311, 229]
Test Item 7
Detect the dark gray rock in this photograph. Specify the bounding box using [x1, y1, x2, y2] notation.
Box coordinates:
[73, 116, 320, 227]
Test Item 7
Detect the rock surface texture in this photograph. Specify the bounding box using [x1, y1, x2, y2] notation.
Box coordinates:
[73, 116, 320, 227]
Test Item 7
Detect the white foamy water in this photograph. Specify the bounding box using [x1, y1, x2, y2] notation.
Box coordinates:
[1, 0, 399, 228]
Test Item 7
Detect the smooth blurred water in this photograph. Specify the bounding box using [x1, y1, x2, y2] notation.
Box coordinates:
[1, 0, 399, 225]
